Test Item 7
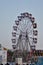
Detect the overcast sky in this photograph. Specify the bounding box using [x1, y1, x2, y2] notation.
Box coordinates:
[0, 0, 43, 50]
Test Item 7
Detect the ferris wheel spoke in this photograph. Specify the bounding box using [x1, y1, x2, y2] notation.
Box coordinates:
[21, 20, 26, 32]
[17, 26, 23, 32]
[27, 29, 33, 35]
[25, 20, 32, 31]
[29, 22, 32, 28]
[28, 36, 33, 41]
[16, 33, 20, 35]
[17, 20, 25, 32]
[26, 35, 31, 47]
[27, 24, 33, 34]
[29, 37, 33, 39]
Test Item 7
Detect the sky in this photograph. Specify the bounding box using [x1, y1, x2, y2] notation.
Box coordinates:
[0, 0, 43, 50]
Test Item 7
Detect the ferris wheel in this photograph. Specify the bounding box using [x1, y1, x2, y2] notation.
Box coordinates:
[12, 12, 38, 52]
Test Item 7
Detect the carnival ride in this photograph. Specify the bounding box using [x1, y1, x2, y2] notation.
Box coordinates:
[12, 12, 38, 63]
